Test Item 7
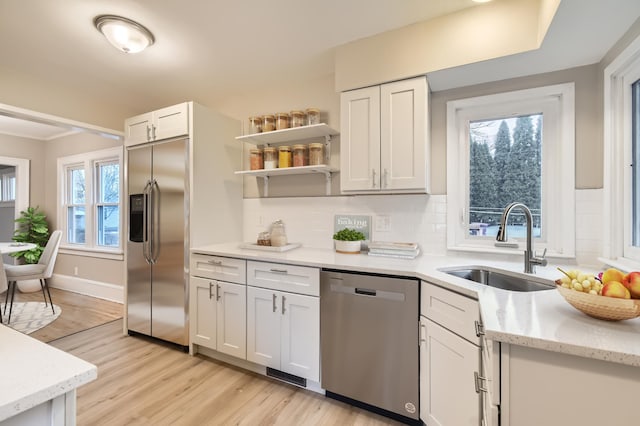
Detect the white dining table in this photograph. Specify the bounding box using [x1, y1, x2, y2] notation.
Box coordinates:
[0, 242, 36, 294]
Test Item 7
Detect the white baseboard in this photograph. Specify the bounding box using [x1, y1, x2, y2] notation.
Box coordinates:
[50, 274, 124, 304]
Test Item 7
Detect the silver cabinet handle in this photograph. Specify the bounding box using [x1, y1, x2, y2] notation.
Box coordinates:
[272, 293, 277, 313]
[151, 124, 156, 140]
[474, 371, 488, 393]
[281, 295, 286, 315]
[475, 320, 485, 337]
[372, 169, 377, 188]
[270, 268, 288, 274]
[383, 168, 388, 188]
[420, 322, 426, 344]
[216, 283, 221, 301]
[146, 125, 151, 141]
[208, 281, 213, 299]
[208, 259, 223, 265]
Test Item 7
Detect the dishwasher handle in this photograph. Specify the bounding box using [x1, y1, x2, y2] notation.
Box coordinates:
[355, 288, 377, 296]
[329, 283, 405, 301]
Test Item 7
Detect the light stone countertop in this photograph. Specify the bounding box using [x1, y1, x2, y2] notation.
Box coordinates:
[193, 242, 640, 367]
[0, 324, 97, 421]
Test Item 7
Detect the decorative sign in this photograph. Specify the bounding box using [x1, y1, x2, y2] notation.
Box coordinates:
[334, 215, 371, 241]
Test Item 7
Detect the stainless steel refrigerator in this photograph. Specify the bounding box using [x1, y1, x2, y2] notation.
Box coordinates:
[127, 138, 190, 347]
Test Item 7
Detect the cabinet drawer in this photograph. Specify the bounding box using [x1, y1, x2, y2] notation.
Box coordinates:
[421, 281, 480, 345]
[190, 254, 246, 284]
[247, 261, 319, 296]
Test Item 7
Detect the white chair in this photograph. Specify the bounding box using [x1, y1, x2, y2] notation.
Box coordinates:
[3, 230, 62, 324]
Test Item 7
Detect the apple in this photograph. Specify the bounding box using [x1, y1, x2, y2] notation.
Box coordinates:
[601, 281, 631, 299]
[601, 268, 625, 284]
[622, 271, 640, 299]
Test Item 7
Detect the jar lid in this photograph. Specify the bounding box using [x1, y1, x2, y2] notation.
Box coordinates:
[250, 148, 262, 154]
[278, 145, 291, 151]
[306, 107, 320, 114]
[308, 143, 324, 149]
[263, 147, 277, 153]
[290, 110, 305, 116]
[276, 112, 289, 117]
[292, 144, 306, 150]
[249, 116, 261, 121]
[263, 114, 275, 119]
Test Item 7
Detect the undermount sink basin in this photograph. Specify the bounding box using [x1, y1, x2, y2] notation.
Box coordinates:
[440, 267, 555, 292]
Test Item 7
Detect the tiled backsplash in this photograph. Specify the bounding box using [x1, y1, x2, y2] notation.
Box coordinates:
[243, 189, 603, 266]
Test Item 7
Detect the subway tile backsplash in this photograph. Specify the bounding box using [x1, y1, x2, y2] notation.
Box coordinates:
[243, 189, 602, 266]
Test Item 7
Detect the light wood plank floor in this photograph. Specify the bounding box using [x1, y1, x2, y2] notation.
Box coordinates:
[3, 287, 123, 342]
[51, 320, 402, 426]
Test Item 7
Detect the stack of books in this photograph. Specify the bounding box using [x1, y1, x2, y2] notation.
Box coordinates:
[368, 241, 420, 259]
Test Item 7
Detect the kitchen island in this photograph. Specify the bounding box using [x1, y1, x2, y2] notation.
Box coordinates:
[0, 325, 97, 426]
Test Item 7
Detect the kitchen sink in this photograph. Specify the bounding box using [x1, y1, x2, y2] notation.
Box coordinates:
[440, 267, 555, 292]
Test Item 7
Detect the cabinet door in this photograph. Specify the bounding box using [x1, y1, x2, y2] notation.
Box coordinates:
[424, 319, 480, 426]
[419, 316, 428, 423]
[280, 292, 319, 381]
[153, 103, 189, 141]
[125, 112, 152, 147]
[380, 77, 429, 192]
[216, 282, 246, 359]
[190, 276, 217, 349]
[246, 286, 281, 369]
[340, 85, 381, 192]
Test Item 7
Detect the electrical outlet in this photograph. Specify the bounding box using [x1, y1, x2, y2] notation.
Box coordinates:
[375, 215, 391, 232]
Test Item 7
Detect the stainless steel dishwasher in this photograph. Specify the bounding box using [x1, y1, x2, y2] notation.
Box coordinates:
[320, 269, 420, 423]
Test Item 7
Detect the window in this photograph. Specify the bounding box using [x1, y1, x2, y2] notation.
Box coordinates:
[0, 169, 16, 204]
[58, 147, 123, 255]
[604, 34, 640, 265]
[447, 83, 575, 257]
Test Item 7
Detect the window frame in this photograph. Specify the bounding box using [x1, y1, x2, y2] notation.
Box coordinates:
[603, 33, 640, 266]
[57, 147, 123, 258]
[446, 83, 576, 258]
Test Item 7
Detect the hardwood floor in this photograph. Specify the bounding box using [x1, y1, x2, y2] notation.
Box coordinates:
[3, 286, 123, 342]
[51, 320, 402, 426]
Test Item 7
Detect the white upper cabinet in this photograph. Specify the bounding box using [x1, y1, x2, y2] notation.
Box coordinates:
[340, 76, 429, 194]
[125, 102, 189, 146]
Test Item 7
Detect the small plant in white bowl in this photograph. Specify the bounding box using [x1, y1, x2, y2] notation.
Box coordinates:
[333, 228, 366, 254]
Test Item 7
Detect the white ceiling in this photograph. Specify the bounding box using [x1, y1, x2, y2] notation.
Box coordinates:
[1, 0, 640, 139]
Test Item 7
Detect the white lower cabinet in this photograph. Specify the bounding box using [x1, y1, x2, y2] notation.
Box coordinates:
[246, 285, 320, 382]
[190, 276, 246, 359]
[421, 317, 481, 426]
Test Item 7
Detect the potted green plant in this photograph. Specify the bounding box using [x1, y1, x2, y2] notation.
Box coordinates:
[333, 228, 366, 254]
[11, 206, 50, 264]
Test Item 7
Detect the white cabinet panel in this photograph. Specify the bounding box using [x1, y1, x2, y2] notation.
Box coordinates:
[125, 102, 188, 146]
[247, 286, 281, 369]
[216, 281, 246, 358]
[125, 113, 153, 146]
[423, 318, 480, 426]
[247, 261, 319, 296]
[191, 276, 216, 347]
[281, 292, 319, 382]
[422, 281, 480, 345]
[191, 254, 246, 284]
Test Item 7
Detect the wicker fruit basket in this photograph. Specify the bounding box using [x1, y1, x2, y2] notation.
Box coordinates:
[555, 280, 640, 321]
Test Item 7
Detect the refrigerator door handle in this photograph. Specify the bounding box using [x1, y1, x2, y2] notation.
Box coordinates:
[142, 180, 152, 264]
[150, 179, 161, 264]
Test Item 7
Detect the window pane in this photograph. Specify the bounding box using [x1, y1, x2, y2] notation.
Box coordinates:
[67, 206, 85, 244]
[632, 79, 640, 247]
[98, 162, 119, 203]
[68, 168, 85, 204]
[97, 205, 119, 247]
[6, 175, 15, 201]
[468, 115, 542, 238]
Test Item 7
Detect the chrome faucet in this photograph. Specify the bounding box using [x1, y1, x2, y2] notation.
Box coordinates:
[496, 202, 547, 274]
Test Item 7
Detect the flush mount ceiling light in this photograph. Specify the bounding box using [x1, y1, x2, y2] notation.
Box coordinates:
[94, 15, 155, 53]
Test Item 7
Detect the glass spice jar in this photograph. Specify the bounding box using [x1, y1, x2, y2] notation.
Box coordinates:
[275, 112, 290, 130]
[278, 145, 292, 168]
[306, 108, 320, 125]
[263, 147, 278, 169]
[248, 116, 262, 134]
[292, 144, 308, 167]
[308, 143, 324, 165]
[290, 110, 305, 127]
[262, 114, 276, 132]
[249, 148, 263, 170]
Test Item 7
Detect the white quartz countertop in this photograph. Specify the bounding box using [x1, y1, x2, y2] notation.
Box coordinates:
[193, 242, 640, 367]
[0, 324, 97, 421]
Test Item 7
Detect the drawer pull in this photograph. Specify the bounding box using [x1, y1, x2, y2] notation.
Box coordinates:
[270, 268, 288, 274]
[208, 281, 213, 299]
[282, 295, 286, 315]
[475, 320, 485, 337]
[207, 260, 223, 265]
[216, 283, 221, 301]
[272, 293, 277, 313]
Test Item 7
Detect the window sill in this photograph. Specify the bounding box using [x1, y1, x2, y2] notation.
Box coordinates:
[597, 257, 640, 273]
[59, 246, 124, 261]
[447, 243, 575, 259]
